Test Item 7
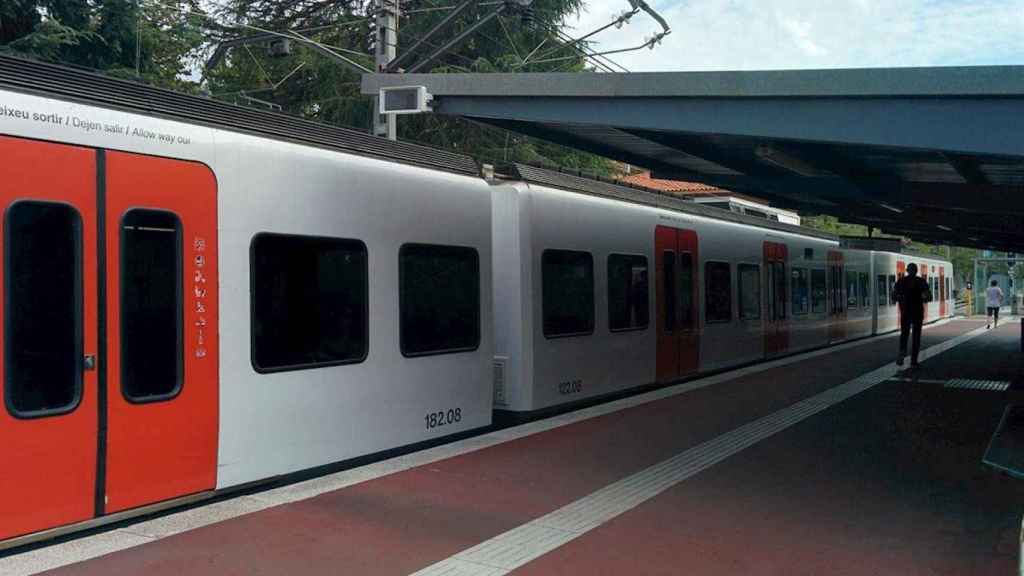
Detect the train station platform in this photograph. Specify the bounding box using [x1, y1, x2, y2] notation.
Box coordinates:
[5, 318, 1024, 576]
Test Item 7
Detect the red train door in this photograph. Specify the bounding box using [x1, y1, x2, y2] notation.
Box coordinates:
[764, 242, 789, 357]
[677, 229, 699, 378]
[896, 260, 906, 326]
[827, 251, 846, 342]
[939, 267, 947, 317]
[104, 152, 218, 513]
[0, 138, 218, 541]
[919, 264, 928, 322]
[655, 226, 699, 383]
[0, 137, 99, 540]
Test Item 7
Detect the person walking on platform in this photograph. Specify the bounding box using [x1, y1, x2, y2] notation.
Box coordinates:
[893, 263, 932, 368]
[986, 279, 1004, 329]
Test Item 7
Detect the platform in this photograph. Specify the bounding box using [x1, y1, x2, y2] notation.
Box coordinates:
[5, 318, 1024, 576]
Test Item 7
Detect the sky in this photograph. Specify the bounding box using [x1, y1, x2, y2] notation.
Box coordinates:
[564, 0, 1024, 72]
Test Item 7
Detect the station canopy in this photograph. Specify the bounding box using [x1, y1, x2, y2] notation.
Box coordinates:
[363, 67, 1024, 251]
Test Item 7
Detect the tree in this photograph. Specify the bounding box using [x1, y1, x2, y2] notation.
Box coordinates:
[801, 213, 980, 284]
[205, 0, 613, 172]
[1, 1, 208, 91]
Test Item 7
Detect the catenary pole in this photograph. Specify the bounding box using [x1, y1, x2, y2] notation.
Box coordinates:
[374, 0, 399, 139]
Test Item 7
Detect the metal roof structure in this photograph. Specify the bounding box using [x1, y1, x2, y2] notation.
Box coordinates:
[0, 55, 479, 176]
[499, 163, 836, 241]
[363, 67, 1024, 251]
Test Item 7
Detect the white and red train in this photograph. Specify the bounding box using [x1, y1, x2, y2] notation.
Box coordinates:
[0, 56, 953, 545]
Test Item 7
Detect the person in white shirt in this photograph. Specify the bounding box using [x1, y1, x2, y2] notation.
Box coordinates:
[986, 280, 1004, 329]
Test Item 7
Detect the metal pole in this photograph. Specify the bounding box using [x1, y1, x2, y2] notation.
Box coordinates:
[374, 0, 399, 140]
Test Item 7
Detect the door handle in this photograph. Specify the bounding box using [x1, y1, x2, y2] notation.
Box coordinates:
[83, 354, 96, 371]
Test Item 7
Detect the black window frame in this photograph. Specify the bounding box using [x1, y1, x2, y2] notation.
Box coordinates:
[399, 242, 482, 357]
[704, 260, 733, 324]
[791, 267, 809, 315]
[678, 252, 695, 329]
[542, 249, 595, 339]
[249, 232, 370, 374]
[889, 274, 897, 306]
[877, 274, 888, 309]
[662, 250, 676, 333]
[4, 200, 84, 419]
[770, 261, 787, 321]
[846, 270, 859, 309]
[606, 253, 650, 333]
[737, 263, 761, 321]
[859, 271, 871, 308]
[119, 208, 184, 404]
[811, 268, 827, 315]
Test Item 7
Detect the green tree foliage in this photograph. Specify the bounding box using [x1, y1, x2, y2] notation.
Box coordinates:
[0, 1, 207, 90]
[2, 0, 614, 171]
[205, 0, 613, 172]
[801, 213, 981, 283]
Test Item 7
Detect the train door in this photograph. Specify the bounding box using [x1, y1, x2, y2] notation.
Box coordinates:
[0, 137, 99, 540]
[939, 267, 947, 317]
[764, 242, 789, 357]
[827, 251, 846, 342]
[655, 226, 699, 383]
[103, 152, 218, 513]
[0, 138, 218, 541]
[896, 260, 905, 327]
[919, 264, 928, 322]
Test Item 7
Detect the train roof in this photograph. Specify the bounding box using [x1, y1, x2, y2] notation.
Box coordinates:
[0, 54, 479, 176]
[499, 163, 839, 242]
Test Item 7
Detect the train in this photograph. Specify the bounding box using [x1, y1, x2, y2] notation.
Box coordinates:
[0, 55, 954, 546]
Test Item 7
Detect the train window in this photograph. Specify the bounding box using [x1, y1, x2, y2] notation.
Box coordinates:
[877, 275, 888, 309]
[679, 253, 695, 329]
[831, 265, 844, 314]
[846, 271, 858, 308]
[662, 251, 675, 333]
[543, 249, 594, 338]
[770, 262, 786, 321]
[859, 272, 870, 308]
[888, 274, 897, 306]
[5, 201, 82, 417]
[738, 264, 761, 320]
[121, 209, 182, 402]
[946, 278, 952, 300]
[791, 267, 809, 315]
[251, 233, 368, 372]
[400, 244, 480, 356]
[608, 254, 649, 332]
[705, 261, 732, 323]
[811, 269, 827, 314]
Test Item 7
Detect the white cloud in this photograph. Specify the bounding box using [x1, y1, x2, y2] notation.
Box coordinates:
[563, 0, 1024, 72]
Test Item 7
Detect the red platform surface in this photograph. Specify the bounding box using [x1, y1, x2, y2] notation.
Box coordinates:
[31, 320, 1024, 576]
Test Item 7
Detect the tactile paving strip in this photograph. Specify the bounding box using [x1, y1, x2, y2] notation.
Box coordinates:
[944, 379, 1010, 391]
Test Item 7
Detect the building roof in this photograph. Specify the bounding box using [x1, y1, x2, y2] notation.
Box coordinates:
[500, 163, 835, 241]
[618, 171, 721, 194]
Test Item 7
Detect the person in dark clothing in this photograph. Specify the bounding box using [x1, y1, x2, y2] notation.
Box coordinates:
[893, 263, 932, 368]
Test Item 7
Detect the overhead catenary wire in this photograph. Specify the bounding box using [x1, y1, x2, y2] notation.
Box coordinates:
[555, 29, 628, 72]
[141, 0, 374, 73]
[527, 8, 638, 64]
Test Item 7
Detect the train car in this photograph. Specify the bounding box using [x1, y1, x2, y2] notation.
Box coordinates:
[871, 251, 955, 332]
[0, 56, 494, 544]
[0, 55, 957, 546]
[492, 165, 955, 414]
[492, 165, 838, 413]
